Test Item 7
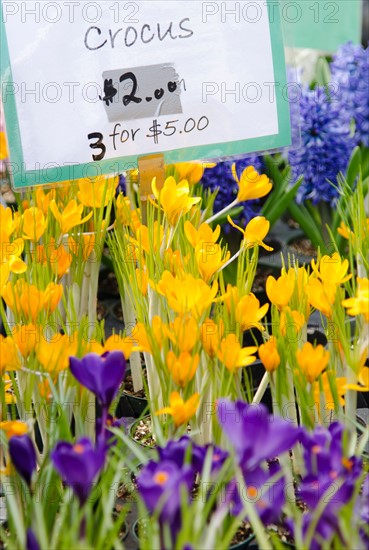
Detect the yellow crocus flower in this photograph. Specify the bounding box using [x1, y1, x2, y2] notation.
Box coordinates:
[3, 280, 43, 321]
[22, 207, 46, 241]
[50, 199, 93, 235]
[266, 271, 295, 310]
[152, 176, 201, 226]
[296, 342, 330, 383]
[0, 261, 10, 290]
[0, 205, 16, 238]
[133, 317, 167, 354]
[0, 421, 28, 438]
[258, 337, 280, 373]
[201, 318, 224, 358]
[0, 131, 9, 160]
[235, 293, 269, 332]
[337, 221, 353, 240]
[133, 266, 149, 296]
[166, 351, 200, 387]
[152, 271, 219, 317]
[313, 373, 346, 417]
[174, 162, 215, 185]
[167, 316, 199, 353]
[306, 278, 336, 318]
[12, 324, 41, 358]
[0, 234, 27, 274]
[311, 252, 352, 285]
[44, 282, 63, 313]
[217, 334, 257, 373]
[184, 221, 221, 248]
[133, 222, 163, 255]
[104, 334, 134, 359]
[195, 242, 230, 282]
[0, 335, 21, 373]
[342, 278, 369, 322]
[77, 175, 118, 208]
[19, 284, 45, 321]
[35, 187, 56, 214]
[227, 216, 273, 251]
[36, 334, 78, 373]
[280, 307, 305, 338]
[37, 238, 72, 278]
[156, 391, 200, 427]
[232, 164, 272, 202]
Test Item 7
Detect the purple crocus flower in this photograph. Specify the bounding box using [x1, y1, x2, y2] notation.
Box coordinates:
[137, 459, 194, 525]
[228, 463, 285, 525]
[8, 435, 37, 486]
[298, 422, 362, 511]
[217, 400, 301, 470]
[358, 475, 369, 547]
[289, 422, 365, 549]
[51, 437, 106, 504]
[157, 436, 205, 473]
[95, 414, 128, 447]
[26, 529, 40, 550]
[69, 351, 126, 410]
[157, 436, 228, 474]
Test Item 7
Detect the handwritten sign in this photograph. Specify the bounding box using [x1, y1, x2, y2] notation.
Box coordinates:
[1, 0, 291, 188]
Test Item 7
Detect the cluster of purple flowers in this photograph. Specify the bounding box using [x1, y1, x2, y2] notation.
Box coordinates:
[135, 400, 367, 548]
[217, 400, 301, 525]
[137, 436, 229, 541]
[289, 42, 368, 205]
[296, 422, 365, 550]
[330, 42, 369, 147]
[289, 86, 356, 205]
[200, 155, 263, 232]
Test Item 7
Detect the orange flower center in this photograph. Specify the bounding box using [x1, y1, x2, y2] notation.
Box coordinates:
[342, 458, 353, 471]
[246, 486, 258, 499]
[154, 471, 169, 485]
[73, 444, 84, 454]
[312, 445, 321, 454]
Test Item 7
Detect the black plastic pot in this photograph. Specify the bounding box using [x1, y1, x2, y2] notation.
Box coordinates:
[242, 360, 273, 414]
[230, 534, 256, 549]
[119, 368, 148, 419]
[121, 392, 148, 418]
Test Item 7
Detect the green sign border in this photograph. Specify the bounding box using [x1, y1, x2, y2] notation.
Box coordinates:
[1, 0, 291, 188]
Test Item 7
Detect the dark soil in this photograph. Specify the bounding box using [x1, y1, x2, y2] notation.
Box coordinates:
[259, 239, 282, 257]
[289, 238, 317, 258]
[252, 266, 278, 293]
[98, 271, 120, 298]
[230, 521, 253, 546]
[97, 301, 108, 321]
[113, 302, 124, 322]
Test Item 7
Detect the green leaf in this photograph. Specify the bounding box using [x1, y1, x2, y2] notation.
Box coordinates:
[263, 175, 303, 228]
[215, 205, 244, 225]
[345, 146, 362, 188]
[315, 57, 331, 88]
[288, 201, 325, 250]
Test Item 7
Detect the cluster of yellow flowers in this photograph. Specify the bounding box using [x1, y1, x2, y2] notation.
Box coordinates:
[110, 162, 369, 430]
[1, 158, 368, 438]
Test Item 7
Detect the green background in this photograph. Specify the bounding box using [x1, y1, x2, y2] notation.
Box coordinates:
[281, 0, 362, 52]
